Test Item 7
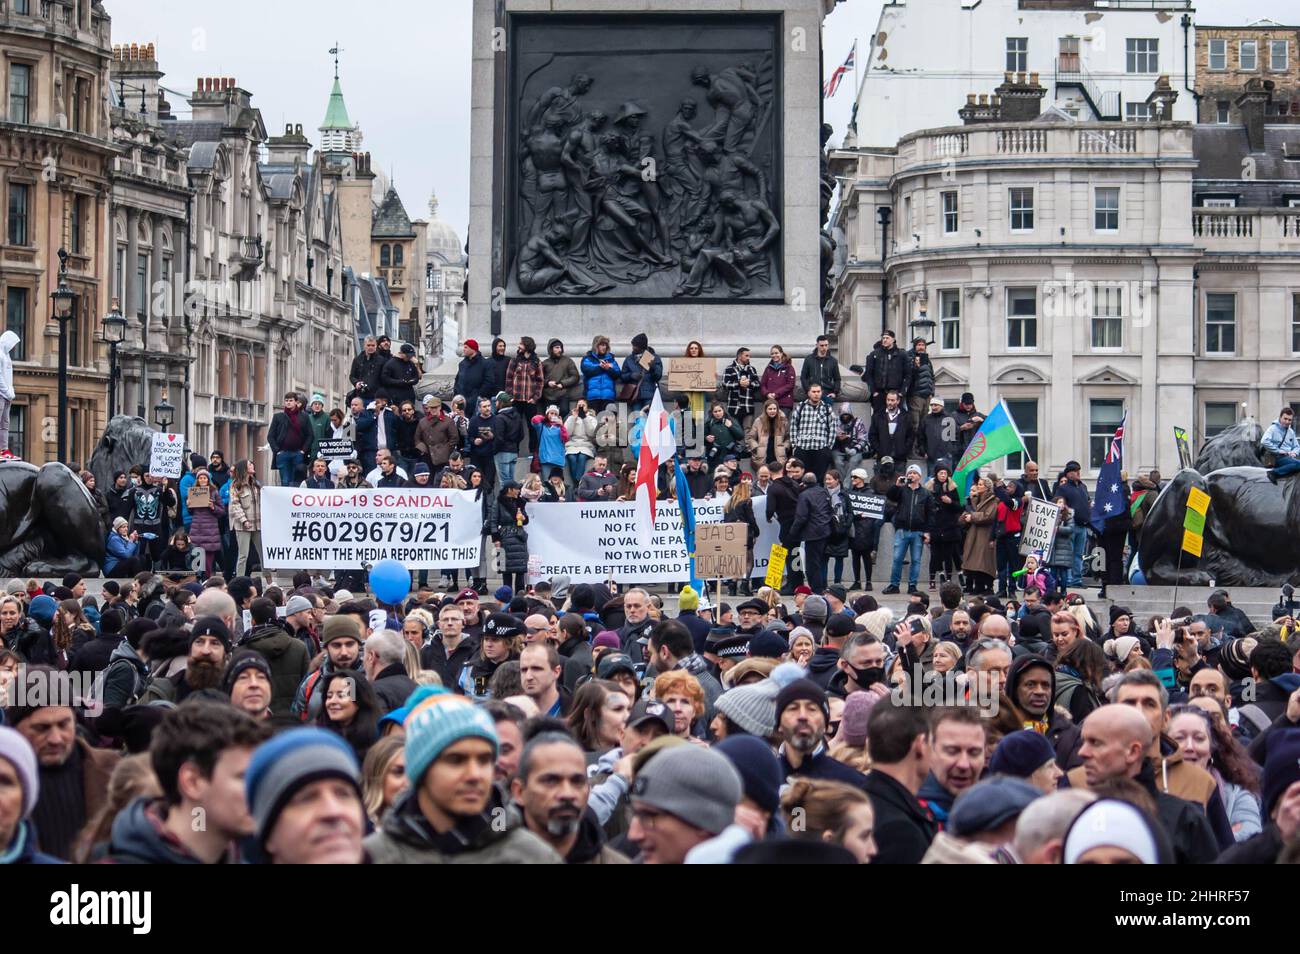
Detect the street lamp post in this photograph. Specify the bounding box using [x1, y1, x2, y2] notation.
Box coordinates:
[49, 248, 77, 464]
[103, 297, 126, 420]
[909, 303, 937, 348]
[153, 392, 174, 433]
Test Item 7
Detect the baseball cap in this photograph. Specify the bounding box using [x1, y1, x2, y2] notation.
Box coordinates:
[627, 698, 674, 735]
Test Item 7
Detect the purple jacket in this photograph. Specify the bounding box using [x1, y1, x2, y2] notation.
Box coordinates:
[188, 494, 226, 552]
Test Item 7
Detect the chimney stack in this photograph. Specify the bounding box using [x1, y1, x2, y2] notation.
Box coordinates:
[1237, 77, 1273, 153]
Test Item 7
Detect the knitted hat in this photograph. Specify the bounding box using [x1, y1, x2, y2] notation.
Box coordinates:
[550, 575, 571, 602]
[245, 728, 361, 845]
[592, 630, 622, 651]
[190, 616, 233, 653]
[850, 468, 869, 482]
[948, 777, 1042, 837]
[1063, 799, 1158, 865]
[824, 584, 848, 604]
[1219, 637, 1255, 681]
[839, 691, 878, 747]
[794, 585, 813, 596]
[284, 595, 313, 617]
[99, 608, 125, 636]
[631, 332, 649, 351]
[714, 735, 783, 815]
[1108, 605, 1133, 626]
[403, 686, 499, 785]
[630, 744, 741, 836]
[464, 338, 479, 352]
[714, 679, 781, 737]
[311, 392, 325, 406]
[494, 585, 514, 604]
[801, 595, 828, 621]
[748, 631, 788, 659]
[322, 614, 362, 646]
[1105, 635, 1141, 664]
[28, 595, 56, 628]
[1262, 728, 1300, 815]
[0, 726, 38, 819]
[775, 678, 829, 723]
[988, 729, 1058, 779]
[223, 649, 273, 695]
[678, 585, 700, 611]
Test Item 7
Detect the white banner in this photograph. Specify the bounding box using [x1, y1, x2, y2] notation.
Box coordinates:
[1020, 496, 1061, 557]
[260, 487, 483, 569]
[526, 495, 781, 584]
[148, 432, 184, 479]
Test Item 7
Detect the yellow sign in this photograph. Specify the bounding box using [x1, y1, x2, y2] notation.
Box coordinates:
[1181, 529, 1204, 558]
[1186, 487, 1210, 515]
[764, 543, 788, 589]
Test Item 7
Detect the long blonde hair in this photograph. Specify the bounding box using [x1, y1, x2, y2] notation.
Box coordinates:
[361, 735, 407, 827]
[726, 479, 752, 512]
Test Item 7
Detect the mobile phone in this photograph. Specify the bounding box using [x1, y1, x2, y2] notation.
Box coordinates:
[909, 618, 926, 636]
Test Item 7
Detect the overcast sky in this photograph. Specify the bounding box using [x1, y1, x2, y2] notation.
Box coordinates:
[109, 0, 1295, 242]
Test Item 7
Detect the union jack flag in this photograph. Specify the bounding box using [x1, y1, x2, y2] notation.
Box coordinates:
[1106, 421, 1124, 464]
[823, 42, 856, 98]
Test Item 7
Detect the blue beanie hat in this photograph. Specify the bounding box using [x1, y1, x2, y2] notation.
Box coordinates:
[714, 735, 782, 815]
[988, 730, 1058, 779]
[245, 728, 360, 845]
[494, 585, 513, 604]
[28, 595, 57, 628]
[403, 686, 499, 786]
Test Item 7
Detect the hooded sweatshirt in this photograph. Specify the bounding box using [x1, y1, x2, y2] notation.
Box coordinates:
[102, 798, 221, 864]
[0, 330, 18, 401]
[363, 785, 560, 864]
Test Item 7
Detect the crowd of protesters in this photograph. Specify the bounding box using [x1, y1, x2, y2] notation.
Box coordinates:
[2, 560, 1299, 865]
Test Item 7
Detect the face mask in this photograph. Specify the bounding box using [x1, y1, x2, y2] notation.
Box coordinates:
[849, 664, 887, 687]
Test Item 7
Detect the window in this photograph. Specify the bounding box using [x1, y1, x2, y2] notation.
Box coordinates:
[394, 245, 404, 267]
[941, 190, 958, 234]
[1203, 197, 1237, 208]
[8, 64, 30, 124]
[380, 244, 391, 267]
[1240, 40, 1257, 71]
[1004, 399, 1038, 472]
[1007, 37, 1028, 73]
[1094, 187, 1120, 231]
[902, 195, 912, 236]
[939, 289, 961, 351]
[1216, 100, 1230, 124]
[71, 195, 86, 254]
[1292, 293, 1300, 354]
[1089, 400, 1125, 469]
[1204, 402, 1237, 440]
[136, 255, 148, 318]
[1058, 37, 1080, 72]
[1205, 293, 1236, 354]
[1125, 102, 1152, 122]
[1209, 39, 1227, 71]
[1092, 285, 1124, 350]
[7, 182, 28, 246]
[13, 0, 30, 14]
[5, 288, 27, 360]
[114, 247, 125, 301]
[1009, 188, 1034, 231]
[1127, 39, 1159, 74]
[1007, 287, 1037, 349]
[71, 76, 89, 133]
[6, 405, 23, 459]
[1271, 39, 1289, 72]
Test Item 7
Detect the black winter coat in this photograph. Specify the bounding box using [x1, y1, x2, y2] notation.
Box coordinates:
[371, 662, 419, 715]
[868, 409, 913, 461]
[349, 350, 385, 396]
[886, 483, 932, 531]
[861, 344, 911, 397]
[788, 485, 832, 546]
[924, 482, 964, 541]
[454, 353, 492, 410]
[494, 491, 530, 572]
[380, 356, 420, 406]
[765, 476, 802, 535]
[825, 489, 852, 558]
[863, 769, 937, 865]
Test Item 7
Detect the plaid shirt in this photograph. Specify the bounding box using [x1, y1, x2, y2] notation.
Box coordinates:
[789, 399, 835, 450]
[506, 354, 543, 404]
[723, 360, 761, 416]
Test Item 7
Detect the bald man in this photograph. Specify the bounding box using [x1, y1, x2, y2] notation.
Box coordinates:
[1070, 704, 1218, 863]
[523, 614, 555, 647]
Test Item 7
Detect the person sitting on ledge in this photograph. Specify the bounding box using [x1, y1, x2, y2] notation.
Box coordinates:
[1264, 406, 1300, 484]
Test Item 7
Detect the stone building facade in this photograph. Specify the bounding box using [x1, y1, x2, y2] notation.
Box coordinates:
[2, 0, 114, 463]
[1195, 22, 1300, 124]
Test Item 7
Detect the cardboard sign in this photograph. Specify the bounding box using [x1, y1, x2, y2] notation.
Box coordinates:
[186, 485, 212, 510]
[764, 543, 788, 589]
[695, 523, 749, 579]
[668, 357, 715, 392]
[317, 438, 356, 461]
[1019, 497, 1061, 557]
[149, 432, 184, 479]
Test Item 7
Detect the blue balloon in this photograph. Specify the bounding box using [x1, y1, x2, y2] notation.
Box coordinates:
[368, 559, 411, 605]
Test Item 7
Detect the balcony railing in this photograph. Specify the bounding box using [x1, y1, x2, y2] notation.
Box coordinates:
[1193, 208, 1300, 252]
[899, 122, 1188, 170]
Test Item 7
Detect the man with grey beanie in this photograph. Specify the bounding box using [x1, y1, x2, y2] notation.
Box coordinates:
[628, 745, 742, 864]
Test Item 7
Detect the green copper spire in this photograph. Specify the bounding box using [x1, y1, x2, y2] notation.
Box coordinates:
[321, 76, 351, 130]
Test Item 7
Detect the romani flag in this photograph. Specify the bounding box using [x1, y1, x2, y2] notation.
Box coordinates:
[823, 42, 856, 98]
[953, 399, 1029, 503]
[635, 389, 676, 549]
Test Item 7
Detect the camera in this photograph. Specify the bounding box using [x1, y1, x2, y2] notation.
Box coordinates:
[1280, 583, 1299, 614]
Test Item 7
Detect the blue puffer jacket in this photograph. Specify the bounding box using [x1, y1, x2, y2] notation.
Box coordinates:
[103, 532, 139, 575]
[581, 350, 621, 401]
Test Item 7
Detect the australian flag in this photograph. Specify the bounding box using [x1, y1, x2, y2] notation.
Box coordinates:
[1091, 414, 1126, 533]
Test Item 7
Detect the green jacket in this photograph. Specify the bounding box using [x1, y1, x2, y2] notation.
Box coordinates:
[240, 623, 310, 715]
[363, 787, 562, 865]
[705, 415, 745, 463]
[306, 410, 331, 452]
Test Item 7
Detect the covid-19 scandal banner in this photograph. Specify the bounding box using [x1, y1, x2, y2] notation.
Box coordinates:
[260, 487, 483, 570]
[527, 495, 782, 584]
